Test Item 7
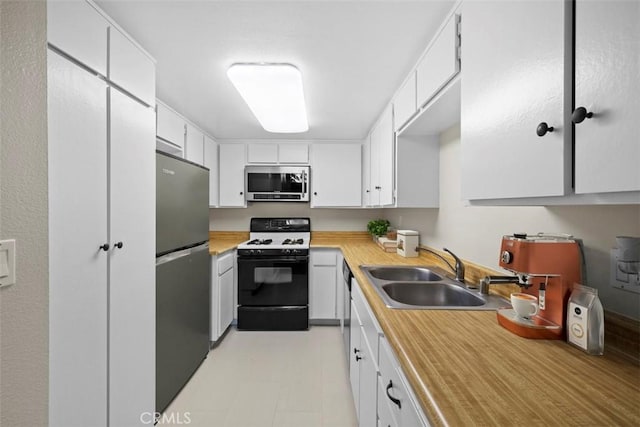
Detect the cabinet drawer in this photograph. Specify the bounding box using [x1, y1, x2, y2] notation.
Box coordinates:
[217, 252, 234, 275]
[310, 249, 336, 266]
[379, 337, 427, 426]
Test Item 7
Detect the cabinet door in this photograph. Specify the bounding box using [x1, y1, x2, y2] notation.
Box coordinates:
[574, 0, 640, 194]
[204, 136, 219, 206]
[310, 265, 337, 319]
[279, 143, 309, 164]
[416, 13, 460, 108]
[48, 50, 108, 427]
[185, 124, 205, 165]
[109, 88, 156, 427]
[349, 301, 362, 421]
[156, 102, 185, 149]
[47, 0, 108, 76]
[247, 143, 278, 163]
[219, 266, 234, 337]
[369, 130, 381, 207]
[394, 72, 417, 131]
[218, 143, 247, 207]
[461, 0, 569, 200]
[311, 144, 362, 207]
[109, 27, 155, 106]
[362, 135, 373, 207]
[377, 105, 395, 206]
[358, 331, 378, 427]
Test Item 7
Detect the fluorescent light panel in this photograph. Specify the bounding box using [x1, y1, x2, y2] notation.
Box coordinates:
[227, 63, 309, 133]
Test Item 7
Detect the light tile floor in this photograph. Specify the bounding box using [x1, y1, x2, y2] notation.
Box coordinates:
[162, 326, 358, 427]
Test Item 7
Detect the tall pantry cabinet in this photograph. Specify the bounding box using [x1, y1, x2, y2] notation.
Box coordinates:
[47, 1, 156, 426]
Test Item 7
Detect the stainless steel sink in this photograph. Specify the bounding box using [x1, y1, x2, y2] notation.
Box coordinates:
[365, 266, 443, 282]
[360, 265, 510, 310]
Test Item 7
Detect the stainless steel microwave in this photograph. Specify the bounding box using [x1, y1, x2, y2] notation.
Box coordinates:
[245, 166, 309, 202]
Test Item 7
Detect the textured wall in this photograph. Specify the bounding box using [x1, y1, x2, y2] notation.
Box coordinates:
[0, 1, 49, 426]
[387, 125, 640, 319]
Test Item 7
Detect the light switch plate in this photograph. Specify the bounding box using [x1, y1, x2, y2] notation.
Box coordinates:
[0, 239, 16, 288]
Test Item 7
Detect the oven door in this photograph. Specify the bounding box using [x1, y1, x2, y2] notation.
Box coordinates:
[238, 257, 308, 306]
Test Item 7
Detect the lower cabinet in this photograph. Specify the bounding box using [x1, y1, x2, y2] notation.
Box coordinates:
[350, 277, 429, 427]
[211, 250, 235, 341]
[310, 248, 339, 320]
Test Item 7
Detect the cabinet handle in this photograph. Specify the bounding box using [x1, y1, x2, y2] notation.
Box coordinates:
[99, 243, 110, 251]
[366, 190, 370, 193]
[314, 192, 318, 196]
[536, 122, 554, 137]
[353, 348, 360, 354]
[386, 380, 402, 409]
[355, 355, 362, 361]
[572, 106, 593, 124]
[114, 242, 123, 249]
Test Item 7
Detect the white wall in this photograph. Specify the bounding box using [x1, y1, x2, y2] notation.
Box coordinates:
[0, 1, 49, 426]
[386, 125, 640, 320]
[210, 204, 385, 231]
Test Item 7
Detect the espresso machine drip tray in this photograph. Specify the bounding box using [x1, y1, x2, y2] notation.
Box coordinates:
[497, 308, 562, 340]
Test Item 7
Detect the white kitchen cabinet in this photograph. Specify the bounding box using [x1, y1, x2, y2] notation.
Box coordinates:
[311, 143, 362, 207]
[109, 27, 155, 106]
[350, 279, 382, 427]
[211, 250, 235, 341]
[362, 135, 372, 207]
[218, 143, 247, 207]
[310, 249, 338, 320]
[460, 0, 570, 200]
[379, 337, 428, 427]
[279, 143, 309, 164]
[416, 13, 460, 109]
[48, 49, 155, 427]
[47, 0, 108, 76]
[185, 123, 205, 165]
[156, 101, 185, 150]
[574, 0, 640, 194]
[369, 105, 394, 207]
[204, 135, 219, 207]
[247, 143, 278, 163]
[394, 72, 417, 132]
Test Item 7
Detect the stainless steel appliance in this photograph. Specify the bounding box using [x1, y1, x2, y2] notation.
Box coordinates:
[155, 151, 210, 413]
[245, 166, 309, 202]
[237, 217, 311, 330]
[342, 259, 353, 361]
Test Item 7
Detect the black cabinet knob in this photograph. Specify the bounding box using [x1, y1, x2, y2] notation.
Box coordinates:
[99, 243, 110, 251]
[353, 348, 360, 354]
[355, 355, 362, 361]
[314, 192, 318, 196]
[114, 242, 123, 249]
[572, 106, 593, 124]
[240, 191, 243, 195]
[536, 122, 554, 137]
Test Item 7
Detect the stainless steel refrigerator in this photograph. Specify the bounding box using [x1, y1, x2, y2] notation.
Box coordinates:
[156, 151, 210, 413]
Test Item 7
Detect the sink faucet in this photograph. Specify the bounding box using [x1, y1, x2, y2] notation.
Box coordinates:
[416, 246, 465, 284]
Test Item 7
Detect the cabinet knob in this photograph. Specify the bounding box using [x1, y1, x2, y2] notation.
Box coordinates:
[572, 106, 593, 124]
[314, 192, 318, 196]
[386, 380, 402, 409]
[536, 122, 554, 137]
[366, 190, 370, 193]
[99, 243, 110, 251]
[240, 191, 243, 195]
[114, 242, 123, 249]
[353, 348, 360, 354]
[355, 355, 362, 361]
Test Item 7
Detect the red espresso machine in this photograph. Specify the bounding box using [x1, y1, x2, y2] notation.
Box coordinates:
[493, 233, 585, 339]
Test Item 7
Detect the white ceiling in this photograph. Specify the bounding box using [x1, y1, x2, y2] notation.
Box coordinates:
[97, 0, 455, 140]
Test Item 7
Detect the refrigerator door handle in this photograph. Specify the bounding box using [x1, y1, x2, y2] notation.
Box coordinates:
[156, 242, 209, 266]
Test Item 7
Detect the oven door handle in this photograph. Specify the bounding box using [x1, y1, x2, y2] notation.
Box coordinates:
[237, 258, 308, 264]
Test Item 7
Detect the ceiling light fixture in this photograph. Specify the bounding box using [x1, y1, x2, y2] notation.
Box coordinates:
[227, 63, 309, 133]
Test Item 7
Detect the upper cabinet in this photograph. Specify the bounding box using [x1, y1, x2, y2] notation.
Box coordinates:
[460, 0, 570, 200]
[47, 0, 108, 76]
[156, 101, 185, 150]
[416, 13, 460, 110]
[573, 0, 640, 194]
[311, 144, 362, 207]
[368, 105, 394, 207]
[185, 123, 205, 165]
[203, 136, 219, 207]
[218, 143, 247, 208]
[246, 143, 309, 164]
[393, 73, 417, 132]
[108, 27, 155, 106]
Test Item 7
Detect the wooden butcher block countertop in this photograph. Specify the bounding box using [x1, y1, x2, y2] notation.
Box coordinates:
[210, 231, 640, 425]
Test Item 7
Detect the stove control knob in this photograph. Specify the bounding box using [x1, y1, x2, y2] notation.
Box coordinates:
[255, 249, 262, 255]
[501, 250, 513, 264]
[284, 249, 292, 255]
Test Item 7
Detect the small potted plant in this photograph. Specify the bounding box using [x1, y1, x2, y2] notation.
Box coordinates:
[367, 219, 390, 240]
